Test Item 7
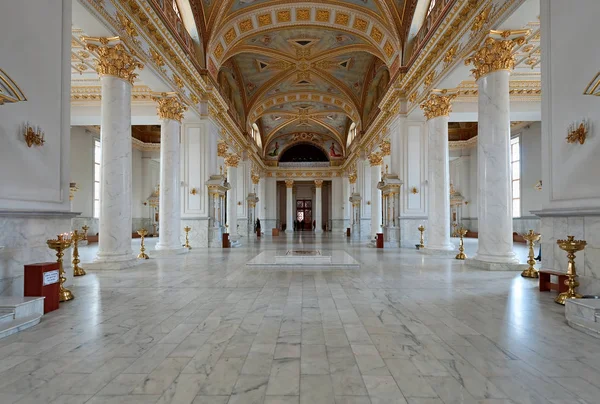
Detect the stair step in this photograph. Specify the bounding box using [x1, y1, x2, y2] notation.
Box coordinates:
[0, 296, 44, 319]
[0, 311, 14, 325]
[0, 314, 43, 340]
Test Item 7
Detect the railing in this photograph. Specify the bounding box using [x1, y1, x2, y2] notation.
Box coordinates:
[278, 162, 331, 168]
[406, 0, 457, 65]
[149, 0, 196, 60]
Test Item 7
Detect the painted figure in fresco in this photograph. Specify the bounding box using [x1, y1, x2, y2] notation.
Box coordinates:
[329, 142, 342, 157]
[267, 141, 280, 157]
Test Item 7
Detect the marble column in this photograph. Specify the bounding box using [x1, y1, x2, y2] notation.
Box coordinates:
[285, 179, 294, 234]
[315, 179, 324, 234]
[154, 94, 187, 254]
[465, 31, 528, 266]
[225, 153, 240, 240]
[85, 38, 142, 269]
[420, 90, 456, 251]
[369, 153, 383, 238]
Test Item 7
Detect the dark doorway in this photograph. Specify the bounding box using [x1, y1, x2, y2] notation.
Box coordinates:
[279, 144, 329, 162]
[296, 200, 312, 231]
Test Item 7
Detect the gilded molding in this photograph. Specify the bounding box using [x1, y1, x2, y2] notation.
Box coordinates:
[153, 92, 187, 122]
[285, 179, 294, 188]
[379, 140, 391, 156]
[314, 179, 324, 188]
[83, 37, 143, 84]
[251, 171, 260, 185]
[348, 170, 357, 184]
[420, 89, 457, 120]
[465, 30, 529, 81]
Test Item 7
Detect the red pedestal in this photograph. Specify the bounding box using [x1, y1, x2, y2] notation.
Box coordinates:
[24, 262, 59, 314]
[257, 229, 261, 238]
[223, 233, 230, 248]
[376, 233, 384, 249]
[346, 228, 351, 237]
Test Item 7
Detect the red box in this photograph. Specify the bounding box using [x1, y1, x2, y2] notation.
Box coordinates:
[376, 233, 384, 249]
[24, 262, 59, 314]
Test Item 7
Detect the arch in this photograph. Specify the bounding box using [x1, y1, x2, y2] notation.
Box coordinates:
[279, 143, 330, 163]
[263, 117, 345, 148]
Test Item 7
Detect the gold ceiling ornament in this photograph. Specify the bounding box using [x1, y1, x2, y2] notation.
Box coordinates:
[153, 92, 187, 122]
[285, 179, 294, 188]
[224, 153, 241, 168]
[314, 179, 324, 188]
[116, 11, 138, 38]
[368, 152, 383, 166]
[217, 141, 228, 157]
[408, 92, 417, 103]
[470, 4, 492, 34]
[464, 30, 530, 81]
[566, 119, 589, 145]
[443, 44, 458, 66]
[173, 74, 184, 89]
[82, 36, 143, 84]
[424, 71, 435, 87]
[420, 89, 457, 120]
[149, 48, 165, 68]
[379, 139, 391, 156]
[251, 171, 260, 185]
[190, 93, 200, 105]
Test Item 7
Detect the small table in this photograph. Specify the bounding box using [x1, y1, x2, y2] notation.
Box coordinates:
[539, 269, 568, 293]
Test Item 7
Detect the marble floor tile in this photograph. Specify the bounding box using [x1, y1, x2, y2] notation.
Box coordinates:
[2, 235, 597, 404]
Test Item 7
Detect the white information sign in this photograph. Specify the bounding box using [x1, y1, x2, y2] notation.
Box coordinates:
[43, 270, 59, 286]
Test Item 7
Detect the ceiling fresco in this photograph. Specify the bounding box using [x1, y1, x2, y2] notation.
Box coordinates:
[264, 132, 344, 161]
[228, 0, 383, 14]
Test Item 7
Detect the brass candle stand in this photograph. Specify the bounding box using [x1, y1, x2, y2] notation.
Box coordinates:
[71, 230, 86, 277]
[137, 228, 149, 259]
[417, 225, 425, 248]
[184, 226, 192, 249]
[455, 228, 468, 260]
[452, 222, 458, 238]
[81, 225, 89, 241]
[46, 234, 74, 302]
[521, 230, 541, 278]
[555, 236, 587, 305]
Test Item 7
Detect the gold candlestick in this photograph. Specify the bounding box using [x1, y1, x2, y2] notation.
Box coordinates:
[455, 228, 468, 260]
[71, 230, 86, 277]
[555, 236, 586, 305]
[81, 225, 89, 241]
[452, 222, 458, 237]
[46, 234, 74, 302]
[521, 230, 541, 278]
[418, 225, 425, 248]
[184, 226, 192, 249]
[137, 228, 149, 259]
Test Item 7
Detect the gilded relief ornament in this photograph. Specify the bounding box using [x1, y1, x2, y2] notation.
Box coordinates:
[314, 179, 324, 188]
[285, 179, 294, 188]
[443, 45, 458, 66]
[368, 152, 383, 166]
[153, 93, 187, 122]
[465, 30, 530, 81]
[224, 153, 241, 168]
[424, 71, 435, 87]
[83, 37, 143, 84]
[251, 171, 260, 184]
[470, 5, 492, 34]
[566, 119, 589, 145]
[420, 89, 457, 120]
[379, 140, 391, 156]
[149, 48, 165, 68]
[217, 142, 228, 157]
[116, 11, 138, 38]
[348, 170, 357, 184]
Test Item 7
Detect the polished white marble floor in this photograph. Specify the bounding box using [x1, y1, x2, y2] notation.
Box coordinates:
[1, 234, 599, 404]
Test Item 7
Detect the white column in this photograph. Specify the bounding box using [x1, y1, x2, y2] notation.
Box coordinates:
[155, 96, 186, 253]
[473, 70, 518, 263]
[315, 179, 323, 233]
[369, 153, 382, 238]
[285, 179, 294, 233]
[426, 115, 453, 250]
[465, 31, 527, 264]
[225, 154, 240, 240]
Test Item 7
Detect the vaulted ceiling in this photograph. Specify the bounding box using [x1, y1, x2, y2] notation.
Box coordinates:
[186, 0, 419, 156]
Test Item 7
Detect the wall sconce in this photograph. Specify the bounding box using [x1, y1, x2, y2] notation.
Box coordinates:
[410, 187, 419, 194]
[190, 188, 198, 195]
[69, 182, 78, 201]
[534, 180, 542, 191]
[566, 119, 589, 144]
[367, 201, 371, 205]
[23, 123, 45, 147]
[237, 201, 242, 206]
[464, 201, 469, 205]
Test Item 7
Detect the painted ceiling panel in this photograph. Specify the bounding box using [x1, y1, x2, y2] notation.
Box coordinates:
[231, 53, 285, 98]
[229, 0, 382, 14]
[316, 51, 376, 99]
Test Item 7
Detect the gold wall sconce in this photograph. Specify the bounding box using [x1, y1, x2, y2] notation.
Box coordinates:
[566, 119, 589, 145]
[190, 188, 198, 195]
[534, 180, 542, 191]
[69, 182, 78, 201]
[410, 187, 419, 194]
[238, 201, 242, 206]
[464, 201, 469, 205]
[367, 201, 371, 205]
[24, 123, 45, 147]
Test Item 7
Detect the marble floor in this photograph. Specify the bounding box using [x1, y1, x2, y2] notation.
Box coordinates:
[1, 234, 599, 404]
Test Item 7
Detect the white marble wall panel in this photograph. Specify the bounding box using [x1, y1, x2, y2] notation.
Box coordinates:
[402, 123, 427, 217]
[227, 166, 238, 239]
[71, 217, 99, 237]
[0, 214, 76, 296]
[399, 218, 428, 248]
[370, 165, 382, 238]
[180, 218, 209, 248]
[461, 217, 540, 235]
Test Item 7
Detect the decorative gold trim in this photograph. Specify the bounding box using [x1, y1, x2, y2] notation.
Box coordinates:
[0, 68, 27, 105]
[153, 92, 187, 122]
[368, 152, 383, 166]
[584, 71, 600, 96]
[566, 120, 589, 145]
[225, 153, 241, 168]
[314, 179, 324, 188]
[285, 179, 294, 188]
[420, 89, 457, 120]
[82, 36, 143, 84]
[465, 30, 529, 81]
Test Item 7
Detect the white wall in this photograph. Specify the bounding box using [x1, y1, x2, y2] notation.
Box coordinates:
[518, 122, 543, 216]
[70, 127, 95, 216]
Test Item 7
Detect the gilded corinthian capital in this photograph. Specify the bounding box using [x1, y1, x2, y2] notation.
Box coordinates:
[224, 153, 241, 168]
[368, 152, 383, 166]
[465, 30, 530, 81]
[217, 142, 228, 157]
[82, 37, 143, 84]
[420, 89, 457, 120]
[153, 93, 187, 122]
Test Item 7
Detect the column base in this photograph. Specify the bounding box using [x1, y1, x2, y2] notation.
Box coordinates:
[152, 246, 189, 256]
[285, 229, 293, 234]
[419, 247, 456, 257]
[466, 258, 527, 271]
[86, 256, 143, 270]
[315, 229, 324, 234]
